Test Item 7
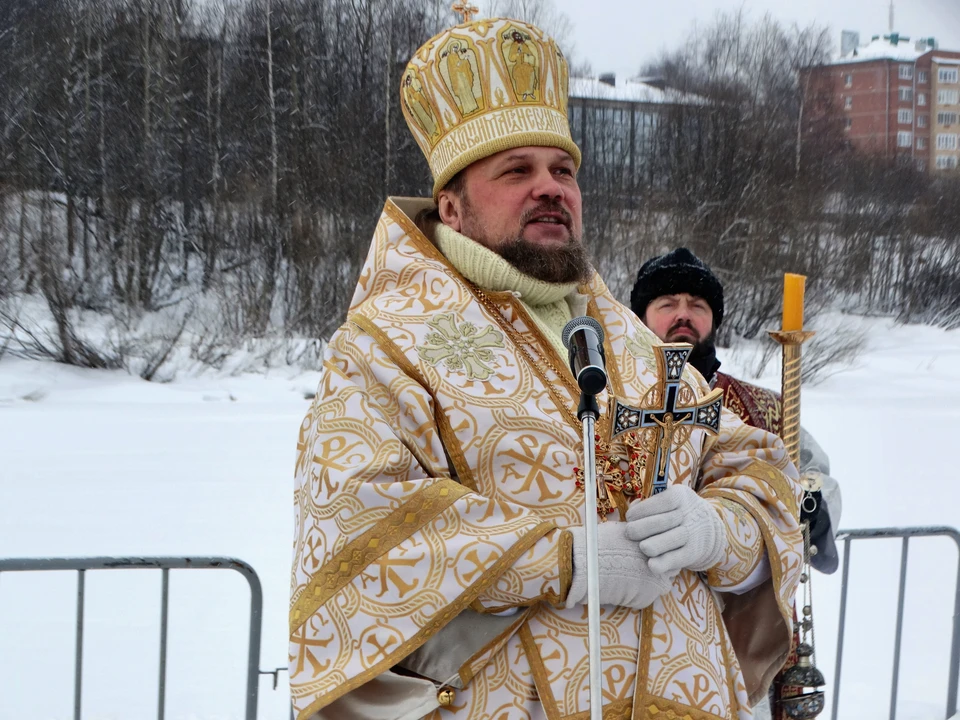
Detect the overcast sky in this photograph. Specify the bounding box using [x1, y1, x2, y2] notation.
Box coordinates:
[547, 0, 960, 78]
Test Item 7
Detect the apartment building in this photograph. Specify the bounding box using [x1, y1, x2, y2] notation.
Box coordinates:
[803, 32, 960, 172]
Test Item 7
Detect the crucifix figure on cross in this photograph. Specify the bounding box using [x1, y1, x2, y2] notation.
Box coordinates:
[610, 343, 724, 497]
[650, 412, 691, 475]
[451, 1, 479, 22]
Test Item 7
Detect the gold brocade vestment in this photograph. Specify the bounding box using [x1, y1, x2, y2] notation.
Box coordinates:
[290, 198, 804, 720]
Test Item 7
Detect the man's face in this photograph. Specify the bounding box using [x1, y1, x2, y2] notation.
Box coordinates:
[436, 146, 589, 284]
[642, 293, 714, 344]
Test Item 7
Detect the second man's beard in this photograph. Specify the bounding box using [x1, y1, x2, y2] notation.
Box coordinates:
[686, 330, 720, 381]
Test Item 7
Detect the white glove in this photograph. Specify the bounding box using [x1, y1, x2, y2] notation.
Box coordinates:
[566, 522, 675, 610]
[624, 485, 727, 575]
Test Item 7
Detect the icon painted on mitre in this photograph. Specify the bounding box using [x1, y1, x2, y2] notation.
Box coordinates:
[439, 38, 485, 117]
[403, 70, 440, 140]
[502, 28, 540, 102]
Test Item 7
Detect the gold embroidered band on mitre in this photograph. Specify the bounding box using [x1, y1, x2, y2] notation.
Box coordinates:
[400, 17, 581, 199]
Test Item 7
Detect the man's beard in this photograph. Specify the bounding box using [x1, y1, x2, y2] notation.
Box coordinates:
[686, 329, 719, 381]
[664, 318, 703, 345]
[461, 199, 592, 285]
[497, 233, 592, 284]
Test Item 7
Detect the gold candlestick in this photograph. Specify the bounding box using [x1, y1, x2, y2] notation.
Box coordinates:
[767, 330, 815, 470]
[770, 275, 826, 719]
[769, 327, 825, 719]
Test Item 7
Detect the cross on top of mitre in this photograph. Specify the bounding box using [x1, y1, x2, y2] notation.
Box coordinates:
[452, 1, 480, 22]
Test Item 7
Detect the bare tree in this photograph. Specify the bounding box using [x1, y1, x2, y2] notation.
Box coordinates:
[2, 0, 953, 380]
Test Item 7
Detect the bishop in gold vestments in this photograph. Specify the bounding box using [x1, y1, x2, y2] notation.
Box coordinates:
[290, 16, 803, 720]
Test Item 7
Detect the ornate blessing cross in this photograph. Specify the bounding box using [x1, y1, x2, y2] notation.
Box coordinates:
[452, 1, 479, 22]
[610, 343, 724, 497]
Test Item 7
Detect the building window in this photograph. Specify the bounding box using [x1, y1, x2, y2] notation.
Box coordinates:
[936, 133, 958, 150]
[844, 73, 853, 87]
[898, 109, 914, 124]
[936, 155, 959, 169]
[919, 70, 929, 83]
[917, 137, 927, 150]
[844, 96, 853, 110]
[938, 111, 959, 125]
[899, 64, 914, 79]
[844, 118, 853, 130]
[938, 67, 959, 83]
[899, 87, 914, 102]
[939, 90, 960, 105]
[918, 93, 927, 106]
[918, 115, 929, 128]
[898, 131, 914, 147]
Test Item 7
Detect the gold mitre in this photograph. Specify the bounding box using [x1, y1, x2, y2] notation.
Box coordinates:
[400, 17, 581, 199]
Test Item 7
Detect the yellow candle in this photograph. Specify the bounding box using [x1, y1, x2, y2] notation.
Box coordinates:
[782, 273, 806, 331]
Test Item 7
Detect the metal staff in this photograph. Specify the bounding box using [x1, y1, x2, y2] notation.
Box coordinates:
[562, 317, 608, 720]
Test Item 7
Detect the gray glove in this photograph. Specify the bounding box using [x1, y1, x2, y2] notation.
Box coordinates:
[565, 522, 676, 610]
[625, 485, 727, 575]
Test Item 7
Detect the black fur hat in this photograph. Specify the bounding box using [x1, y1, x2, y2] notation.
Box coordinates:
[630, 248, 724, 328]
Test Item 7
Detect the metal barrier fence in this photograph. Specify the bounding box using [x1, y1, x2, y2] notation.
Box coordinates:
[5, 532, 960, 720]
[831, 527, 960, 720]
[0, 556, 286, 720]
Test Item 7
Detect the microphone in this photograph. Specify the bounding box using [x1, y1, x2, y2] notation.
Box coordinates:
[561, 317, 608, 396]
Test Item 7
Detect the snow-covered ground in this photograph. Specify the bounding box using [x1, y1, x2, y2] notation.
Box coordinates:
[2, 315, 959, 720]
[0, 361, 319, 720]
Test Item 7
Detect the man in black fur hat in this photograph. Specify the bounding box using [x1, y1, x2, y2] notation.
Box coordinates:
[630, 247, 840, 569]
[631, 247, 842, 720]
[631, 248, 725, 382]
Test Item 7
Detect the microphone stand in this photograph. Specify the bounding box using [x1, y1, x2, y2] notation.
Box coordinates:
[578, 391, 603, 720]
[561, 315, 608, 720]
